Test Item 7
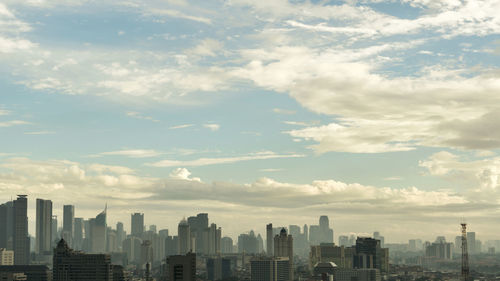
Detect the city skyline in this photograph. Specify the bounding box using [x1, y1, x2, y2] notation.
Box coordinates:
[1, 0, 500, 242]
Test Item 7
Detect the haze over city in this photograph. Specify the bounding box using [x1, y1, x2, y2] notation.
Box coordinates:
[1, 0, 500, 245]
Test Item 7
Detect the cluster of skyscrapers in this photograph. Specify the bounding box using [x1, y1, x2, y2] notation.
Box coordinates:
[0, 195, 393, 281]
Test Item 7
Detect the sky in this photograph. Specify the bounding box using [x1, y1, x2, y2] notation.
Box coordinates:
[1, 0, 500, 243]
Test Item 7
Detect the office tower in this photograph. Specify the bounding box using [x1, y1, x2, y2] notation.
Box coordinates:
[467, 232, 476, 255]
[159, 229, 169, 238]
[354, 237, 388, 273]
[89, 207, 107, 253]
[178, 219, 191, 255]
[0, 201, 13, 250]
[123, 236, 142, 263]
[131, 213, 144, 237]
[207, 257, 231, 280]
[250, 256, 290, 281]
[0, 248, 14, 265]
[149, 225, 157, 233]
[51, 216, 58, 243]
[106, 228, 117, 253]
[221, 237, 233, 254]
[13, 195, 29, 265]
[167, 252, 196, 281]
[73, 218, 84, 250]
[187, 213, 209, 254]
[266, 223, 273, 256]
[274, 228, 293, 281]
[53, 238, 113, 281]
[166, 236, 179, 256]
[116, 222, 125, 250]
[238, 231, 259, 254]
[63, 205, 74, 247]
[309, 216, 333, 245]
[35, 199, 52, 255]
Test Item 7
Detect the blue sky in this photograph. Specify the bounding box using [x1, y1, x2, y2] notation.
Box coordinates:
[1, 0, 500, 243]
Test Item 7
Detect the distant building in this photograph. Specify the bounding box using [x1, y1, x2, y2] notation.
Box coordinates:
[425, 242, 453, 260]
[62, 205, 74, 247]
[88, 207, 107, 253]
[0, 265, 51, 281]
[73, 218, 84, 251]
[339, 236, 349, 247]
[35, 199, 52, 255]
[167, 252, 196, 281]
[274, 228, 293, 281]
[309, 216, 334, 245]
[266, 223, 273, 256]
[313, 262, 337, 281]
[221, 237, 233, 254]
[131, 213, 144, 237]
[13, 195, 29, 265]
[53, 238, 113, 281]
[250, 256, 290, 281]
[178, 219, 191, 255]
[0, 249, 14, 265]
[0, 201, 14, 250]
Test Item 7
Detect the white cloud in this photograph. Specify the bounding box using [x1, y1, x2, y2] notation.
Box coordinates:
[0, 156, 489, 240]
[273, 108, 296, 115]
[169, 124, 194, 129]
[98, 149, 163, 158]
[24, 131, 55, 135]
[147, 151, 304, 167]
[0, 120, 31, 127]
[169, 167, 201, 182]
[0, 109, 10, 116]
[203, 123, 220, 131]
[126, 111, 159, 122]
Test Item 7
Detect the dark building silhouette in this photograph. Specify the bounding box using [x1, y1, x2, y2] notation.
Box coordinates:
[0, 201, 13, 250]
[207, 257, 231, 280]
[36, 199, 52, 255]
[0, 265, 51, 281]
[13, 195, 29, 265]
[167, 252, 196, 281]
[53, 239, 113, 281]
[250, 256, 290, 281]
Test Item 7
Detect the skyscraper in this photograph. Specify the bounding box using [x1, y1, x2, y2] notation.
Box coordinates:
[73, 218, 84, 250]
[89, 207, 107, 253]
[63, 205, 74, 247]
[274, 228, 293, 281]
[178, 219, 191, 255]
[13, 195, 29, 265]
[0, 201, 13, 250]
[250, 256, 290, 281]
[131, 213, 144, 237]
[35, 199, 52, 255]
[266, 223, 273, 256]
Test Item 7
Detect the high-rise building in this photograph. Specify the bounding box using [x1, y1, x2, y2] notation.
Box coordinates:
[63, 205, 74, 247]
[13, 195, 29, 265]
[309, 216, 334, 245]
[131, 213, 144, 237]
[339, 235, 349, 247]
[166, 236, 179, 257]
[35, 199, 52, 255]
[274, 228, 293, 281]
[467, 232, 476, 255]
[354, 237, 388, 273]
[187, 213, 209, 254]
[53, 239, 113, 281]
[73, 218, 84, 250]
[250, 256, 290, 281]
[51, 216, 58, 244]
[89, 207, 107, 253]
[167, 252, 196, 281]
[266, 223, 273, 256]
[238, 231, 259, 254]
[221, 237, 233, 254]
[116, 222, 125, 251]
[178, 219, 191, 255]
[0, 201, 14, 250]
